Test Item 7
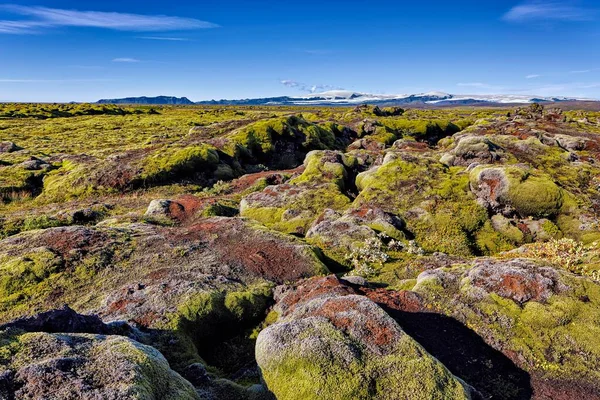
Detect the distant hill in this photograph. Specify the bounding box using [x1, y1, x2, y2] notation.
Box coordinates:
[95, 92, 597, 107]
[97, 96, 194, 105]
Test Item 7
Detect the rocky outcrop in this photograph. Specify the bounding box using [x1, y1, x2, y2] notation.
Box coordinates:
[0, 141, 19, 153]
[469, 165, 563, 218]
[412, 258, 600, 399]
[0, 328, 199, 399]
[256, 276, 474, 400]
[145, 199, 186, 219]
[440, 135, 504, 166]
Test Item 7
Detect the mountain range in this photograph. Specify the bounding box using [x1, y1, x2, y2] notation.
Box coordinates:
[96, 91, 592, 106]
[97, 96, 194, 105]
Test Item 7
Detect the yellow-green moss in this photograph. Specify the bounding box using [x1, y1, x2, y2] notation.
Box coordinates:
[140, 144, 220, 183]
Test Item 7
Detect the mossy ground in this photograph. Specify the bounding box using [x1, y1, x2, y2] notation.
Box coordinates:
[1, 103, 600, 396]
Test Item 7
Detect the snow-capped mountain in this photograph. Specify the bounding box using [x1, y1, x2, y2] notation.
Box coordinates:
[196, 91, 588, 106]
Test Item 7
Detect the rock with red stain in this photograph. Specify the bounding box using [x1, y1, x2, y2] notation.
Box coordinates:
[256, 275, 473, 400]
[465, 258, 567, 303]
[0, 218, 327, 329]
[469, 165, 563, 218]
[412, 258, 600, 399]
[144, 199, 185, 219]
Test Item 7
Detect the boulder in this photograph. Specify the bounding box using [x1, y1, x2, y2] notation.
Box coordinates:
[145, 199, 185, 219]
[469, 165, 563, 218]
[19, 157, 50, 171]
[412, 258, 600, 398]
[442, 136, 504, 166]
[256, 276, 473, 400]
[0, 329, 199, 399]
[464, 258, 566, 303]
[0, 141, 19, 153]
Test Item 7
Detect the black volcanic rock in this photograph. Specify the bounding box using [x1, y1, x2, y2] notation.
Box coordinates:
[97, 96, 194, 105]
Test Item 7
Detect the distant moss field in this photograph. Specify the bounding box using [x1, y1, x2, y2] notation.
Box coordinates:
[1, 102, 598, 242]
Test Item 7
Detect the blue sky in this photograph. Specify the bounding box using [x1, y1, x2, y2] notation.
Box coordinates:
[0, 0, 599, 102]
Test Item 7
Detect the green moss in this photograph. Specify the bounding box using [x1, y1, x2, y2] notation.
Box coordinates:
[258, 319, 470, 400]
[40, 160, 115, 202]
[541, 220, 562, 238]
[0, 248, 63, 299]
[200, 201, 239, 217]
[289, 151, 349, 190]
[175, 284, 273, 342]
[506, 170, 564, 218]
[240, 183, 351, 235]
[475, 221, 515, 255]
[223, 115, 342, 163]
[140, 144, 220, 184]
[408, 213, 473, 256]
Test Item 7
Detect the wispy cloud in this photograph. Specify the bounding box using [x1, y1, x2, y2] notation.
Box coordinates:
[570, 68, 600, 74]
[136, 36, 190, 41]
[0, 78, 117, 83]
[280, 79, 342, 93]
[502, 1, 596, 22]
[0, 5, 218, 34]
[0, 19, 46, 34]
[112, 58, 140, 63]
[526, 74, 541, 79]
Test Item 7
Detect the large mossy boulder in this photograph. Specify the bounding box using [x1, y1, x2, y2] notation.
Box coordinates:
[0, 329, 199, 399]
[469, 165, 564, 218]
[411, 258, 600, 398]
[256, 276, 473, 400]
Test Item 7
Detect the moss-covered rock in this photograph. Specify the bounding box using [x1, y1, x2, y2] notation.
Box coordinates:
[240, 151, 353, 234]
[470, 165, 564, 218]
[0, 329, 200, 399]
[410, 258, 600, 396]
[256, 276, 473, 399]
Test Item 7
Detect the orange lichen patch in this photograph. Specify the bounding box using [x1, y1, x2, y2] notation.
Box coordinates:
[308, 296, 397, 349]
[362, 288, 425, 313]
[132, 311, 161, 327]
[277, 276, 358, 315]
[467, 259, 562, 303]
[481, 177, 502, 201]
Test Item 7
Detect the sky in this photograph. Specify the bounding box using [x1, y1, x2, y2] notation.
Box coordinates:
[0, 0, 599, 102]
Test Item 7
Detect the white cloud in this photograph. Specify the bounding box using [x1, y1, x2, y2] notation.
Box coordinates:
[570, 69, 598, 74]
[112, 58, 140, 63]
[502, 1, 596, 22]
[136, 36, 190, 41]
[279, 79, 341, 93]
[0, 5, 218, 34]
[526, 74, 541, 79]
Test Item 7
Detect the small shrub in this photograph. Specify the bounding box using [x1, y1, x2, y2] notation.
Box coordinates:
[346, 237, 389, 278]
